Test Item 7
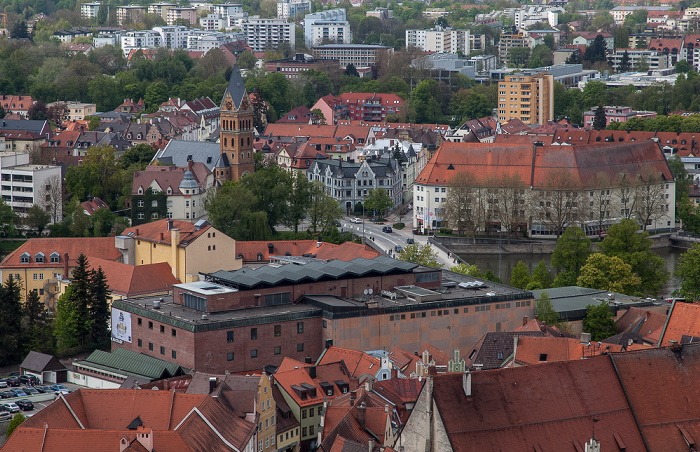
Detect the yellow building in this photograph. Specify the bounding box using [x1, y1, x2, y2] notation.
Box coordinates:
[0, 237, 122, 308]
[258, 374, 278, 452]
[498, 72, 554, 125]
[273, 385, 301, 452]
[116, 219, 241, 283]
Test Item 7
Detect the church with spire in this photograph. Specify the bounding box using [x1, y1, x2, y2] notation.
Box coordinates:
[215, 64, 255, 183]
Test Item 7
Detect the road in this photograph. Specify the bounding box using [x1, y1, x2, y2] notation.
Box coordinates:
[341, 215, 455, 269]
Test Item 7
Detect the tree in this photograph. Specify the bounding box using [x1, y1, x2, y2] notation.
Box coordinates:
[635, 56, 649, 72]
[0, 275, 23, 366]
[619, 50, 631, 72]
[47, 103, 69, 124]
[675, 60, 690, 73]
[86, 115, 101, 131]
[24, 289, 54, 354]
[39, 175, 63, 225]
[584, 35, 608, 64]
[577, 253, 641, 295]
[144, 81, 169, 112]
[582, 303, 617, 341]
[510, 261, 530, 289]
[531, 260, 551, 289]
[344, 63, 359, 77]
[0, 199, 18, 237]
[593, 105, 607, 130]
[120, 143, 157, 170]
[535, 291, 562, 327]
[528, 44, 553, 68]
[312, 108, 326, 125]
[6, 412, 25, 437]
[551, 226, 591, 287]
[535, 169, 580, 238]
[544, 34, 555, 50]
[398, 243, 440, 267]
[28, 102, 48, 121]
[449, 263, 484, 278]
[25, 204, 51, 235]
[205, 182, 264, 239]
[11, 20, 29, 39]
[89, 266, 111, 350]
[483, 270, 502, 284]
[284, 172, 312, 234]
[508, 47, 531, 68]
[364, 188, 393, 218]
[633, 167, 668, 232]
[598, 219, 669, 296]
[442, 172, 482, 240]
[237, 50, 257, 70]
[676, 243, 700, 302]
[54, 254, 92, 351]
[307, 181, 343, 235]
[614, 27, 629, 51]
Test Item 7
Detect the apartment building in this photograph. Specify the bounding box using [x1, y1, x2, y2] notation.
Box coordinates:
[514, 5, 563, 28]
[277, 0, 310, 19]
[80, 2, 102, 19]
[583, 106, 657, 128]
[166, 7, 198, 26]
[610, 5, 671, 24]
[498, 32, 530, 65]
[312, 44, 391, 67]
[0, 153, 62, 223]
[608, 49, 668, 71]
[213, 3, 244, 16]
[242, 18, 295, 52]
[303, 9, 351, 47]
[147, 2, 176, 20]
[405, 27, 470, 54]
[67, 102, 97, 121]
[498, 72, 553, 125]
[340, 92, 406, 122]
[116, 5, 147, 25]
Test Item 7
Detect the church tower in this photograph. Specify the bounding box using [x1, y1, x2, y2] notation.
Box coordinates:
[217, 64, 255, 183]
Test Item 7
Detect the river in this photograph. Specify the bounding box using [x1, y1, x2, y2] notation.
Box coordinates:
[458, 247, 683, 299]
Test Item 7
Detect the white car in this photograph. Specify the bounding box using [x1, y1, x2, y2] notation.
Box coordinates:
[350, 217, 363, 224]
[4, 403, 19, 413]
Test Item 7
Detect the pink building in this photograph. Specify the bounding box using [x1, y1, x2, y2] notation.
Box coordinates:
[583, 106, 657, 128]
[339, 92, 406, 122]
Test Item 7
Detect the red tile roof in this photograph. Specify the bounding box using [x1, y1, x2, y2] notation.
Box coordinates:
[339, 93, 406, 107]
[121, 219, 213, 248]
[387, 346, 419, 373]
[649, 38, 683, 51]
[513, 318, 576, 338]
[658, 301, 700, 346]
[616, 306, 669, 344]
[88, 258, 180, 297]
[132, 163, 210, 196]
[512, 336, 634, 366]
[0, 237, 121, 269]
[81, 197, 108, 215]
[273, 367, 326, 408]
[235, 240, 381, 263]
[317, 347, 381, 378]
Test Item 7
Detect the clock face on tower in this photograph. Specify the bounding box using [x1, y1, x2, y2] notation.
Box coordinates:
[226, 101, 232, 110]
[241, 99, 249, 110]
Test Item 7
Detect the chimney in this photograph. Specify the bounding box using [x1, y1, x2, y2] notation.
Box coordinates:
[462, 371, 472, 397]
[305, 356, 312, 364]
[171, 228, 180, 279]
[580, 332, 592, 344]
[135, 426, 154, 452]
[63, 253, 69, 279]
[669, 339, 680, 348]
[357, 402, 366, 429]
[368, 439, 375, 452]
[317, 235, 322, 248]
[522, 316, 528, 326]
[167, 219, 173, 231]
[364, 379, 373, 392]
[209, 377, 217, 393]
[309, 365, 316, 379]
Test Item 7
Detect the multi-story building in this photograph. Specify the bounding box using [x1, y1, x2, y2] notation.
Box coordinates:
[148, 2, 176, 20]
[498, 32, 529, 65]
[412, 140, 675, 236]
[120, 30, 161, 56]
[405, 27, 470, 54]
[153, 25, 190, 49]
[571, 31, 614, 51]
[187, 30, 244, 53]
[257, 375, 277, 452]
[366, 8, 393, 20]
[514, 5, 563, 28]
[497, 72, 553, 125]
[0, 95, 35, 118]
[213, 3, 244, 16]
[583, 106, 657, 128]
[608, 49, 668, 71]
[312, 44, 391, 68]
[611, 5, 671, 24]
[242, 18, 295, 52]
[311, 95, 348, 124]
[340, 92, 406, 122]
[303, 9, 350, 47]
[469, 33, 492, 54]
[265, 54, 339, 80]
[116, 5, 147, 25]
[277, 0, 310, 19]
[80, 2, 102, 19]
[166, 7, 198, 25]
[66, 102, 97, 121]
[0, 153, 62, 224]
[307, 157, 402, 212]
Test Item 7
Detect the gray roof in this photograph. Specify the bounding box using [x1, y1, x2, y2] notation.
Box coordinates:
[20, 351, 67, 373]
[206, 256, 418, 290]
[76, 347, 184, 380]
[223, 63, 246, 110]
[310, 158, 397, 180]
[469, 331, 544, 370]
[531, 286, 650, 321]
[0, 119, 48, 135]
[154, 139, 221, 171]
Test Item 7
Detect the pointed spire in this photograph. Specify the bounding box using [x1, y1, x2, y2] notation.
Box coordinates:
[223, 64, 247, 110]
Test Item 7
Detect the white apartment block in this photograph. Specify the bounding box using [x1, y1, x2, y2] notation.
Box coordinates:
[121, 30, 161, 56]
[242, 18, 295, 51]
[166, 7, 198, 26]
[187, 31, 244, 53]
[121, 27, 243, 55]
[153, 26, 190, 49]
[608, 49, 668, 71]
[213, 3, 244, 16]
[405, 27, 471, 54]
[277, 0, 310, 19]
[514, 5, 563, 28]
[199, 12, 248, 30]
[93, 32, 122, 48]
[148, 2, 176, 20]
[304, 9, 350, 47]
[80, 2, 102, 19]
[0, 153, 62, 224]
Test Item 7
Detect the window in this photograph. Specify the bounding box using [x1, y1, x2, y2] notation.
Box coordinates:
[160, 325, 165, 333]
[227, 352, 234, 361]
[50, 252, 59, 263]
[297, 322, 304, 334]
[309, 426, 314, 436]
[265, 292, 290, 305]
[138, 339, 142, 347]
[251, 349, 258, 358]
[274, 346, 281, 355]
[172, 350, 177, 359]
[160, 346, 165, 355]
[274, 325, 281, 336]
[227, 330, 234, 342]
[20, 252, 29, 263]
[302, 427, 307, 438]
[151, 200, 158, 207]
[138, 318, 142, 326]
[149, 342, 153, 351]
[302, 409, 307, 419]
[35, 253, 44, 263]
[251, 328, 257, 340]
[297, 343, 304, 352]
[172, 329, 176, 337]
[148, 321, 153, 330]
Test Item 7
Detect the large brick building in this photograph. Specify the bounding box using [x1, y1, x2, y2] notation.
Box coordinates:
[110, 257, 535, 374]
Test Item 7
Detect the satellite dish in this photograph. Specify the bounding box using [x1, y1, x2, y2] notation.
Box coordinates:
[368, 289, 373, 295]
[364, 289, 368, 295]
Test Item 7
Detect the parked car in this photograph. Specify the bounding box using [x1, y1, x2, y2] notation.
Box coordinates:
[16, 399, 33, 411]
[6, 377, 20, 387]
[350, 217, 362, 224]
[50, 384, 68, 392]
[394, 245, 403, 253]
[19, 375, 40, 385]
[23, 387, 40, 396]
[406, 238, 415, 244]
[3, 403, 19, 413]
[35, 385, 52, 394]
[10, 389, 26, 397]
[0, 381, 7, 389]
[382, 226, 393, 233]
[0, 410, 10, 421]
[0, 391, 14, 399]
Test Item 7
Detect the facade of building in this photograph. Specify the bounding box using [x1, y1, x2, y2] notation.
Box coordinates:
[166, 7, 198, 25]
[583, 106, 657, 128]
[405, 27, 470, 54]
[340, 93, 406, 122]
[312, 44, 392, 68]
[498, 32, 530, 65]
[66, 102, 97, 121]
[116, 5, 147, 25]
[277, 0, 310, 19]
[242, 18, 295, 52]
[265, 54, 339, 80]
[148, 2, 176, 20]
[80, 2, 101, 19]
[0, 95, 35, 118]
[0, 153, 62, 224]
[498, 72, 554, 125]
[311, 95, 348, 124]
[303, 9, 351, 47]
[608, 49, 668, 71]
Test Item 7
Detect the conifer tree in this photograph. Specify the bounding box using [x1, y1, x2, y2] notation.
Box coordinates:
[89, 266, 111, 350]
[25, 289, 55, 354]
[0, 275, 23, 365]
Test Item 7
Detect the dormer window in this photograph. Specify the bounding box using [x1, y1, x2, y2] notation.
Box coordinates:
[50, 252, 59, 263]
[20, 252, 29, 264]
[257, 253, 263, 261]
[34, 252, 44, 263]
[138, 187, 143, 194]
[167, 187, 172, 194]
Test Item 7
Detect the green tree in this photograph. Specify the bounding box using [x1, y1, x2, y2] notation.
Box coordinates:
[576, 253, 641, 295]
[528, 44, 553, 68]
[508, 47, 531, 68]
[0, 275, 23, 366]
[584, 34, 608, 64]
[205, 182, 262, 239]
[54, 254, 92, 351]
[26, 204, 50, 235]
[551, 226, 591, 287]
[598, 219, 669, 296]
[535, 291, 560, 326]
[593, 105, 607, 130]
[483, 269, 502, 284]
[619, 50, 631, 72]
[409, 79, 443, 124]
[241, 165, 293, 230]
[582, 303, 617, 341]
[676, 243, 700, 302]
[144, 81, 169, 113]
[510, 260, 530, 289]
[614, 27, 629, 50]
[237, 50, 257, 70]
[364, 188, 393, 218]
[344, 63, 359, 77]
[24, 289, 54, 354]
[398, 243, 440, 267]
[285, 172, 312, 234]
[449, 263, 484, 278]
[675, 60, 690, 73]
[89, 266, 111, 350]
[531, 260, 551, 289]
[120, 143, 157, 170]
[307, 181, 343, 235]
[86, 115, 101, 131]
[6, 412, 25, 437]
[0, 199, 18, 237]
[65, 145, 122, 207]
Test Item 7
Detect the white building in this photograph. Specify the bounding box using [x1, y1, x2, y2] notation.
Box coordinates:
[277, 0, 311, 19]
[405, 27, 471, 54]
[80, 2, 102, 19]
[153, 25, 190, 49]
[608, 49, 668, 71]
[242, 17, 295, 51]
[93, 32, 122, 48]
[148, 2, 176, 20]
[213, 3, 244, 16]
[0, 153, 62, 224]
[166, 7, 198, 26]
[514, 5, 563, 28]
[304, 9, 351, 47]
[121, 30, 161, 56]
[187, 30, 245, 53]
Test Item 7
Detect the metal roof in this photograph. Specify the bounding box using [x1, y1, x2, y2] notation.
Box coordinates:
[206, 256, 418, 289]
[154, 139, 220, 171]
[78, 347, 183, 380]
[531, 286, 649, 321]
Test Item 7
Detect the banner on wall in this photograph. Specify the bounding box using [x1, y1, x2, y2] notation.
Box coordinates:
[111, 308, 132, 343]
